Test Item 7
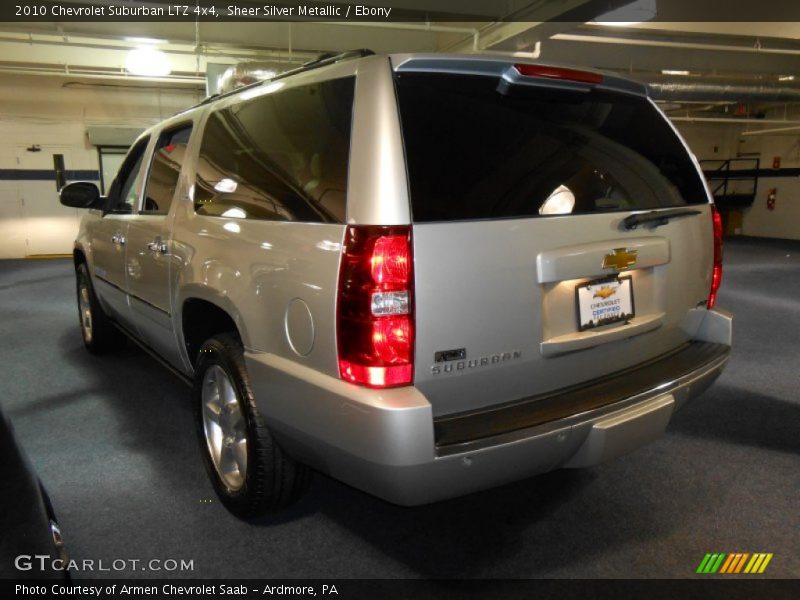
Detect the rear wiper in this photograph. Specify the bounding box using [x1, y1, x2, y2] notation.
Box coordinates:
[622, 208, 702, 230]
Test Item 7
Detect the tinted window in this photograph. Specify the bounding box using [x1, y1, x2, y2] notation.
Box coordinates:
[395, 74, 708, 222]
[142, 124, 193, 215]
[195, 77, 355, 223]
[108, 137, 149, 213]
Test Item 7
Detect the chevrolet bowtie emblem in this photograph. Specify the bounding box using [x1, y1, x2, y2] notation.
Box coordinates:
[602, 248, 638, 271]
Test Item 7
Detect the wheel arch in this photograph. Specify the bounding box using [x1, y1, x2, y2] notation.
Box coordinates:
[73, 243, 88, 268]
[178, 286, 250, 369]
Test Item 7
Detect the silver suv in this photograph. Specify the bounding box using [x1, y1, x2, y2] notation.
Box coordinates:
[61, 52, 732, 517]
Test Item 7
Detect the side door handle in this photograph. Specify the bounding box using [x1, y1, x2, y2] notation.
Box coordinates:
[111, 233, 126, 246]
[146, 238, 168, 254]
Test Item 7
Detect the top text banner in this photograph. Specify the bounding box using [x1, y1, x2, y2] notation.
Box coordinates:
[5, 0, 800, 22]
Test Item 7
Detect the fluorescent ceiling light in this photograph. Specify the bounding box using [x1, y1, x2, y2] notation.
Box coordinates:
[124, 37, 167, 45]
[125, 47, 172, 77]
[593, 0, 656, 26]
[662, 69, 691, 76]
[779, 75, 795, 82]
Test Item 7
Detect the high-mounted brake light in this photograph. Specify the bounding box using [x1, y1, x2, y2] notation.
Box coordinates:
[708, 205, 723, 310]
[337, 226, 414, 388]
[514, 64, 604, 85]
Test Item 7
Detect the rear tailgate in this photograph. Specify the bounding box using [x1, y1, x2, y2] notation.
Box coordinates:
[393, 60, 714, 417]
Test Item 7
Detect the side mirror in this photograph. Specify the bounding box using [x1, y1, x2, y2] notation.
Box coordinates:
[59, 182, 102, 209]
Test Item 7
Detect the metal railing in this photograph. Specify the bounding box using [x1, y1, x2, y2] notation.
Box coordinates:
[700, 158, 760, 206]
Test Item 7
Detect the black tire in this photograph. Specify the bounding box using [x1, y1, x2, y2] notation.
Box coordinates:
[75, 262, 124, 354]
[193, 333, 309, 517]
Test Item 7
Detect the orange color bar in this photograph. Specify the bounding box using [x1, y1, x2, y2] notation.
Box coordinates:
[720, 554, 736, 574]
[734, 553, 749, 573]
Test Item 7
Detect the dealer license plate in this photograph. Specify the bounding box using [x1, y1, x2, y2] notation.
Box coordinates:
[576, 276, 635, 331]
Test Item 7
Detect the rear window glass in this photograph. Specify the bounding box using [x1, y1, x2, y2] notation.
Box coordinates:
[395, 73, 708, 223]
[195, 76, 355, 223]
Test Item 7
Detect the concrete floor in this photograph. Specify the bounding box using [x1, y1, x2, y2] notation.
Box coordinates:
[0, 237, 798, 579]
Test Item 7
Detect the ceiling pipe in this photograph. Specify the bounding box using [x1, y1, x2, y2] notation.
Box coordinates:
[322, 21, 477, 36]
[0, 65, 204, 85]
[0, 32, 317, 63]
[669, 116, 800, 124]
[553, 32, 800, 56]
[648, 83, 800, 102]
[741, 124, 800, 136]
[474, 41, 542, 60]
[217, 61, 289, 94]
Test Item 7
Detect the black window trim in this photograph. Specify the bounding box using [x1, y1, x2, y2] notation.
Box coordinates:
[104, 135, 151, 216]
[139, 120, 195, 217]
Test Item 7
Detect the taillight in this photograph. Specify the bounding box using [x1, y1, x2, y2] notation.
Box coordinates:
[337, 226, 413, 388]
[513, 64, 604, 85]
[708, 205, 723, 310]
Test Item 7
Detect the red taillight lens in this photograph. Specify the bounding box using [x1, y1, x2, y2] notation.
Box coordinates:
[371, 234, 410, 285]
[513, 64, 603, 85]
[708, 205, 723, 310]
[338, 226, 413, 388]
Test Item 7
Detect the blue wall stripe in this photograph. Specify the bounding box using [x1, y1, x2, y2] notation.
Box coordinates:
[0, 169, 100, 181]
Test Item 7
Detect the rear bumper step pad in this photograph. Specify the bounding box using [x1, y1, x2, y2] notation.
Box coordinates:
[434, 341, 730, 447]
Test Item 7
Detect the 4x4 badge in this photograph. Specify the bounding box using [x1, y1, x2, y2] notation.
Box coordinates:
[602, 248, 638, 271]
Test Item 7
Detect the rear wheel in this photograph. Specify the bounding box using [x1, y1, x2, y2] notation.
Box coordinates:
[194, 333, 309, 517]
[75, 262, 123, 354]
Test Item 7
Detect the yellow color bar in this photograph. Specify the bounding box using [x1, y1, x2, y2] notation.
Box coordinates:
[744, 554, 759, 573]
[758, 553, 773, 574]
[749, 554, 766, 573]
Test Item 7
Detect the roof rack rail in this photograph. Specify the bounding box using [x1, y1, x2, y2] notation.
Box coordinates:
[183, 79, 262, 112]
[271, 48, 374, 82]
[177, 49, 374, 116]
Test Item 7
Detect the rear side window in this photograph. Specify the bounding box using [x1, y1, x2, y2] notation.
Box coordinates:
[195, 77, 355, 223]
[395, 73, 708, 222]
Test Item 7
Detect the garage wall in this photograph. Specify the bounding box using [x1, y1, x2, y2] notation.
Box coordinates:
[675, 121, 743, 161]
[2, 77, 797, 257]
[0, 74, 202, 258]
[674, 118, 800, 241]
[738, 125, 800, 241]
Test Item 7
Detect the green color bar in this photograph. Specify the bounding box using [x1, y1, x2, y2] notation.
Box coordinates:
[710, 553, 726, 573]
[703, 554, 719, 573]
[704, 554, 719, 573]
[697, 554, 713, 573]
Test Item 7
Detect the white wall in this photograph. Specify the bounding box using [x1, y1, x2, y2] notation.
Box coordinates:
[736, 125, 800, 240]
[675, 118, 800, 241]
[2, 76, 798, 256]
[0, 73, 202, 258]
[675, 122, 743, 161]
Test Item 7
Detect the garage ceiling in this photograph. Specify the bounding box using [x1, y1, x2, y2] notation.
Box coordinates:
[1, 0, 800, 121]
